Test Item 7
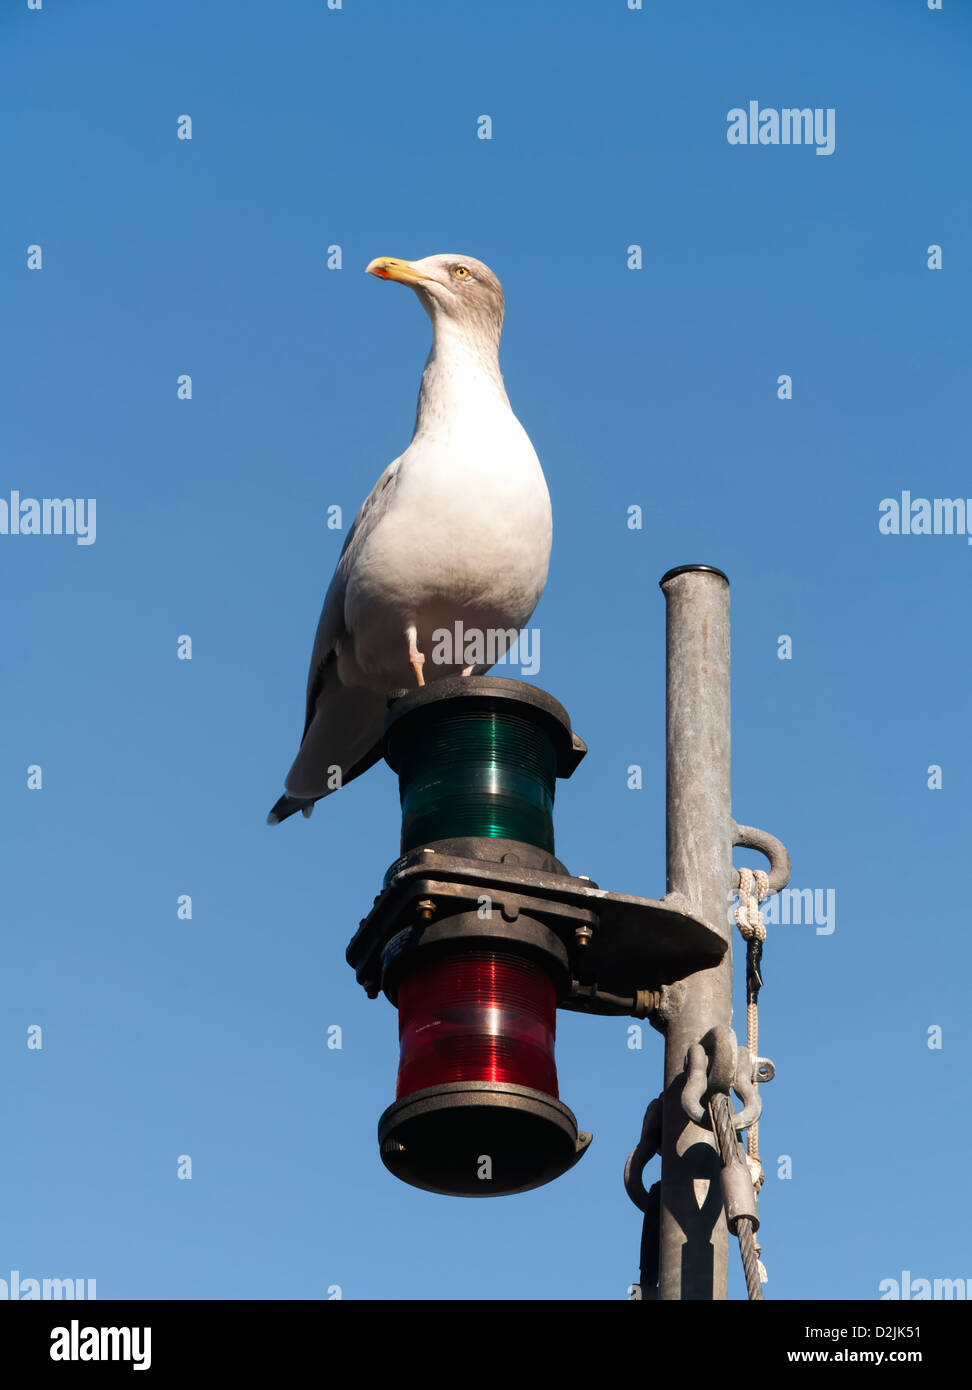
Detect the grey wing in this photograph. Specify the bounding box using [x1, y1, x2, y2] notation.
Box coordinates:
[299, 454, 404, 738]
[270, 455, 406, 818]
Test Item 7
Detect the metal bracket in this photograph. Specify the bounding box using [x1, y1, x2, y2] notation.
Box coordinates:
[347, 847, 728, 1013]
[624, 1095, 663, 1214]
[681, 1027, 762, 1131]
[731, 821, 791, 895]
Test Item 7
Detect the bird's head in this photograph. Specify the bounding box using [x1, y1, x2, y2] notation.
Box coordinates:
[366, 253, 505, 347]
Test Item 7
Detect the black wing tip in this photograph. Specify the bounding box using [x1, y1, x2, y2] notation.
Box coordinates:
[267, 794, 315, 825]
[266, 736, 387, 826]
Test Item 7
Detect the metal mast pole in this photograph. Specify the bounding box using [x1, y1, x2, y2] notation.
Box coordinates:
[658, 565, 733, 1300]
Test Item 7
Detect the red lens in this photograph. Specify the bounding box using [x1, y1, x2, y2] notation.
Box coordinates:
[396, 950, 559, 1099]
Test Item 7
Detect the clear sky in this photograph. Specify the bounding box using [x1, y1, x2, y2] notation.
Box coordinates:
[3, 0, 969, 1301]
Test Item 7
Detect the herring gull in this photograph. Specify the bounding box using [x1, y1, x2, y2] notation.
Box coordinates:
[268, 253, 551, 824]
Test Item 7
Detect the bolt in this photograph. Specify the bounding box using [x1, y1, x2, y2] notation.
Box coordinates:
[415, 899, 436, 923]
[574, 925, 594, 948]
[633, 988, 661, 1018]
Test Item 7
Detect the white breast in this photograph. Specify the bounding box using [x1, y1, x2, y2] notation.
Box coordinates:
[344, 402, 551, 684]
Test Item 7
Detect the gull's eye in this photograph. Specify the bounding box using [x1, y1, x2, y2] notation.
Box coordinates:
[452, 265, 471, 279]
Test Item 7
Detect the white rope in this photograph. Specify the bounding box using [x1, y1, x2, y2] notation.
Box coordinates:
[735, 865, 769, 1285]
[734, 865, 769, 941]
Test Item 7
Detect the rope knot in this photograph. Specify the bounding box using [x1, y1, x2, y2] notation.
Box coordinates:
[735, 865, 769, 942]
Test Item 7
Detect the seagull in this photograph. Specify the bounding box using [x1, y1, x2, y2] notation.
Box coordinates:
[268, 253, 552, 824]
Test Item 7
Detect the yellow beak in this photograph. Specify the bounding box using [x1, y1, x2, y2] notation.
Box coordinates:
[365, 256, 430, 286]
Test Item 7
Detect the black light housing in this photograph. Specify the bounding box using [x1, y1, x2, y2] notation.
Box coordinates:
[346, 677, 726, 1198]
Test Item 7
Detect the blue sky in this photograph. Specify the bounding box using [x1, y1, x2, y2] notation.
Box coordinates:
[2, 0, 969, 1300]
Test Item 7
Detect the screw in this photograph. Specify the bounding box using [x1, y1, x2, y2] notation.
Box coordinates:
[416, 899, 436, 923]
[574, 925, 594, 948]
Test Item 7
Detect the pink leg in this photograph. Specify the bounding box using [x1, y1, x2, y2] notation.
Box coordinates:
[406, 626, 425, 687]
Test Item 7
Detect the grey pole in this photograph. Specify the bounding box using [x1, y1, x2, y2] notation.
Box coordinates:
[657, 565, 733, 1300]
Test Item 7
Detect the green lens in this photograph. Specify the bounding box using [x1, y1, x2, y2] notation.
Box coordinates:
[395, 711, 558, 853]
